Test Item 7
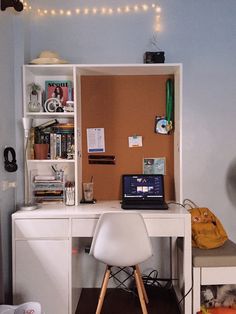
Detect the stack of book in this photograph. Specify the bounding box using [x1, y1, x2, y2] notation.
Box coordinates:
[29, 122, 74, 160]
[50, 123, 74, 159]
[33, 175, 64, 204]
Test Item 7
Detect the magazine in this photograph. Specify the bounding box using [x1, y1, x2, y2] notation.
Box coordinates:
[45, 80, 73, 110]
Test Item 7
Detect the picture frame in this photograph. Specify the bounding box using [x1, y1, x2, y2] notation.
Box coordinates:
[143, 157, 166, 175]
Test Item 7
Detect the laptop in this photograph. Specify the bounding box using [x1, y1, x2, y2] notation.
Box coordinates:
[121, 174, 168, 210]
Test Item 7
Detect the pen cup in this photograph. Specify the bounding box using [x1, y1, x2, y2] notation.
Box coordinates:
[83, 182, 94, 202]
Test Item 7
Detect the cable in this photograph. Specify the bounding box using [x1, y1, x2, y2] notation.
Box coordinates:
[182, 198, 198, 209]
[167, 201, 185, 208]
[141, 269, 177, 290]
[177, 284, 193, 306]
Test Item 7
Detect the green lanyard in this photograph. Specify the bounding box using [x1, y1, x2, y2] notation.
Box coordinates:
[166, 79, 173, 125]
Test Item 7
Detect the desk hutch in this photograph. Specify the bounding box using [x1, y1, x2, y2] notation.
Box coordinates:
[12, 64, 191, 314]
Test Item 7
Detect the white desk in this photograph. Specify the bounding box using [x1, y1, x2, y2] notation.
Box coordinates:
[12, 201, 192, 314]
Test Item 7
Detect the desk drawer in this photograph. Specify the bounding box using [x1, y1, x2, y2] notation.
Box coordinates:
[71, 219, 98, 237]
[71, 218, 185, 237]
[145, 218, 185, 236]
[14, 219, 69, 239]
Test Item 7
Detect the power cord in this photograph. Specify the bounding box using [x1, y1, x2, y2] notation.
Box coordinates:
[143, 269, 193, 314]
[108, 266, 190, 314]
[177, 284, 193, 306]
[142, 269, 177, 290]
[167, 201, 185, 208]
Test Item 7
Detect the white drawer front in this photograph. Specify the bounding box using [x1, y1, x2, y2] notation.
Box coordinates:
[71, 217, 185, 237]
[14, 219, 69, 239]
[71, 218, 98, 237]
[144, 218, 185, 236]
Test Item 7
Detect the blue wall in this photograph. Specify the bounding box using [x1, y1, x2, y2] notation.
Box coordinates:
[0, 10, 18, 303]
[0, 0, 234, 302]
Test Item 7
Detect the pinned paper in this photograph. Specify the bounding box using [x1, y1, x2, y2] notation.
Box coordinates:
[128, 135, 142, 147]
[87, 128, 105, 153]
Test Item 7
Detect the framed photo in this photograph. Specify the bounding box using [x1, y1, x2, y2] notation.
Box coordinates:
[143, 157, 166, 175]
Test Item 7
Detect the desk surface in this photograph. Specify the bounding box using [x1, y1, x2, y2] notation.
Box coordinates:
[13, 200, 189, 219]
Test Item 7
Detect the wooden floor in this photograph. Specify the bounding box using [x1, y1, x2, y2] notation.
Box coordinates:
[76, 286, 181, 314]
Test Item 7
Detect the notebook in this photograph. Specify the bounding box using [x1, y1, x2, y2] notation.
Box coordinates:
[121, 174, 168, 210]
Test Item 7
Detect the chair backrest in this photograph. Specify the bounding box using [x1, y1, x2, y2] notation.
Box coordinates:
[90, 212, 152, 267]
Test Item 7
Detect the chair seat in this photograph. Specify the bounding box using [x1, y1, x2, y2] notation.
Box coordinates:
[192, 240, 236, 267]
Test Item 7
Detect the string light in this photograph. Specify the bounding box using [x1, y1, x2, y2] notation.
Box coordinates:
[142, 4, 149, 11]
[28, 3, 160, 17]
[22, 1, 161, 31]
[101, 7, 106, 14]
[125, 6, 130, 13]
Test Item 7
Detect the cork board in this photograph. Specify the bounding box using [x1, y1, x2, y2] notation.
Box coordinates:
[81, 75, 175, 201]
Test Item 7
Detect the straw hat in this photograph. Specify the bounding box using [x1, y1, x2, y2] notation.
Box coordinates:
[29, 50, 69, 64]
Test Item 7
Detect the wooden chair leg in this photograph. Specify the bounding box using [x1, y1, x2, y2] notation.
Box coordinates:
[134, 267, 148, 314]
[96, 266, 111, 314]
[136, 264, 149, 304]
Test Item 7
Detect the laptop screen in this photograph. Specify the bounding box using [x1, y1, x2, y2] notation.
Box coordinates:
[122, 174, 165, 201]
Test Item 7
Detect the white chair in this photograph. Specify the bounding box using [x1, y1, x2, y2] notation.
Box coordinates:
[0, 302, 42, 314]
[90, 212, 153, 314]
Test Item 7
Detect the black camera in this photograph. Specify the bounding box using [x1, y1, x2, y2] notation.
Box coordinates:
[144, 51, 165, 64]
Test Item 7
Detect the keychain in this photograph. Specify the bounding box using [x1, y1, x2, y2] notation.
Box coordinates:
[155, 78, 174, 134]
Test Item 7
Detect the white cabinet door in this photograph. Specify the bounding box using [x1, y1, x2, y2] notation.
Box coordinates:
[14, 239, 69, 314]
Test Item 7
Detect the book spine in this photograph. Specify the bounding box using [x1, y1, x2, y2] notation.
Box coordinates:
[50, 133, 56, 159]
[56, 133, 62, 158]
[61, 133, 67, 159]
[68, 86, 73, 101]
[66, 133, 72, 154]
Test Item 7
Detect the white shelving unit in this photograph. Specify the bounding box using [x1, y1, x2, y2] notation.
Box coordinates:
[22, 63, 182, 206]
[23, 65, 79, 205]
